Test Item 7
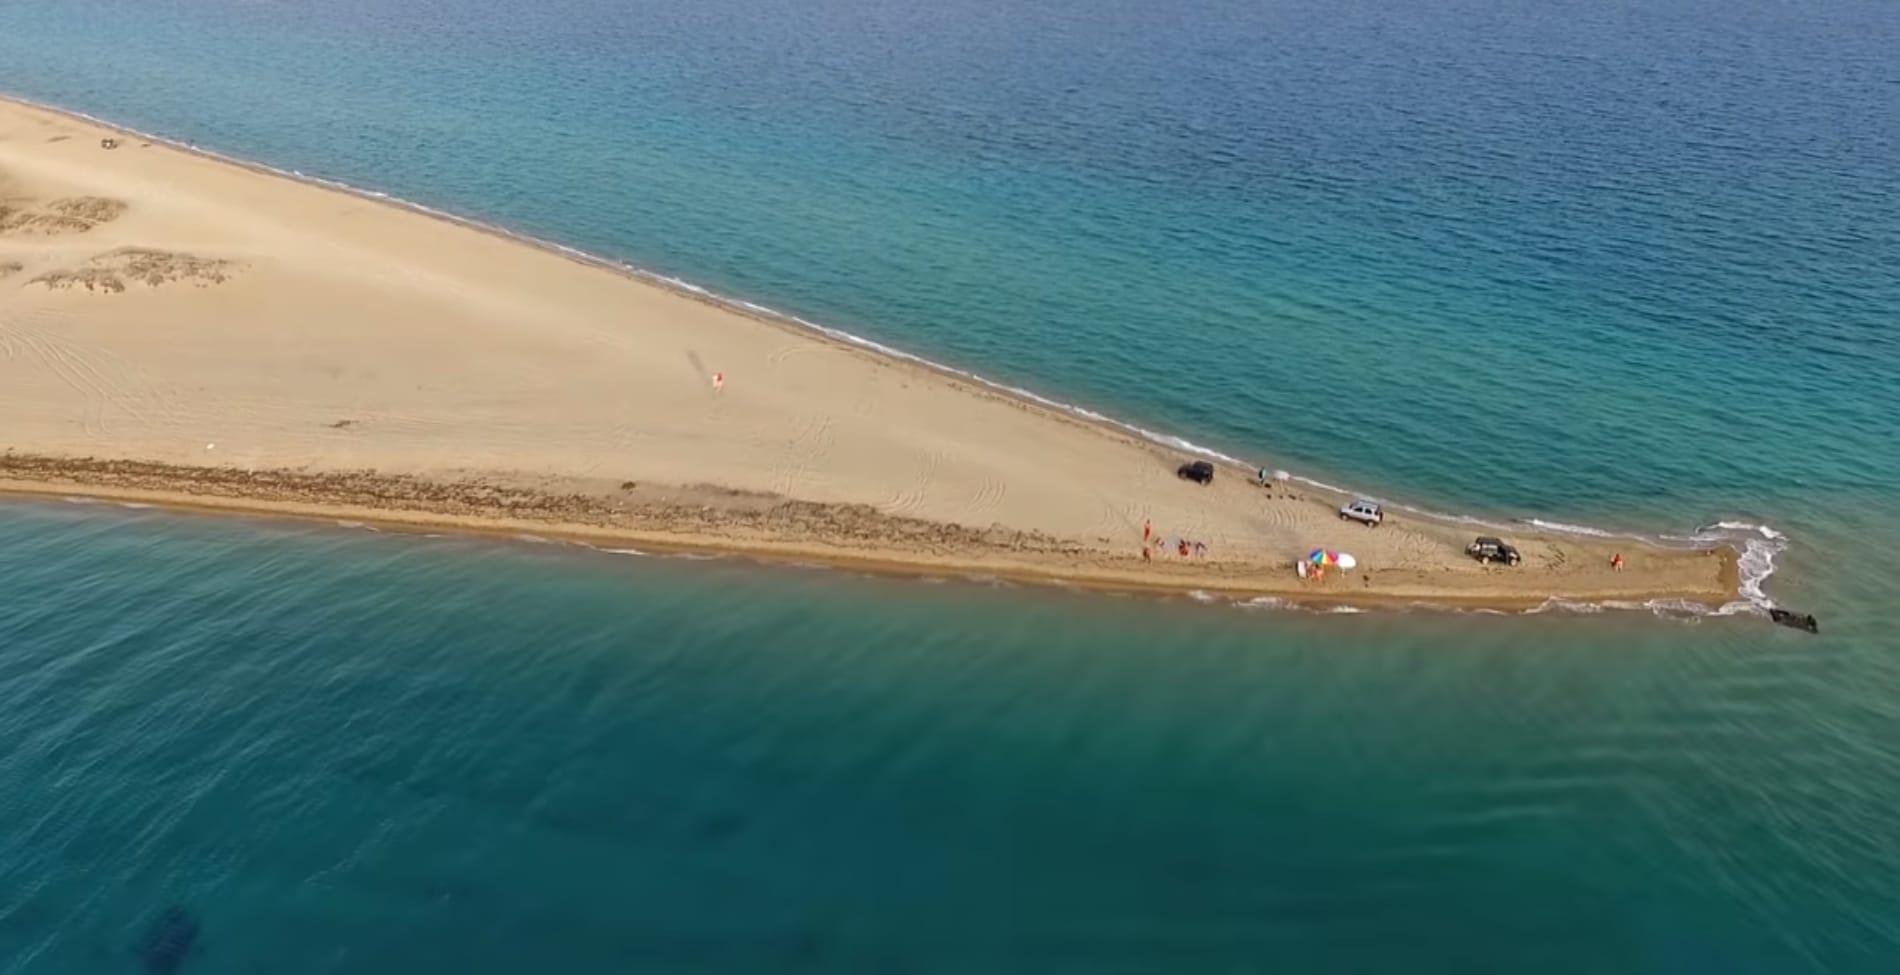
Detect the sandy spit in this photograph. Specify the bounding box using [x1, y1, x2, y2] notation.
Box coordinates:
[0, 97, 1740, 612]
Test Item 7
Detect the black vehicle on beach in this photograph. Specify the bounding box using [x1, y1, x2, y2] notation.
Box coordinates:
[1177, 461, 1214, 485]
[1466, 536, 1522, 566]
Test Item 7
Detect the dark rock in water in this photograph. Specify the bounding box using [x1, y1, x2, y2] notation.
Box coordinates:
[1769, 608, 1820, 634]
[136, 907, 199, 975]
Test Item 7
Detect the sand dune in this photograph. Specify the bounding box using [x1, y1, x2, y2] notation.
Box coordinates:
[0, 97, 1739, 608]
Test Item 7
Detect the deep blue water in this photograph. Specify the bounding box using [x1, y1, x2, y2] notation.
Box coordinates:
[3, 504, 1897, 973]
[2, 0, 1898, 970]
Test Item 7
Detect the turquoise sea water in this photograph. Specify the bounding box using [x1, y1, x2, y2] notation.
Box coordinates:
[2, 0, 1897, 970]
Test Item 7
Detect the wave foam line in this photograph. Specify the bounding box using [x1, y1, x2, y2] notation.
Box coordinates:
[13, 93, 1786, 607]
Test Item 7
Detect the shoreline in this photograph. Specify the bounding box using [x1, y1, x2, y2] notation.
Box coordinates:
[2, 482, 1546, 613]
[0, 475, 1741, 617]
[0, 94, 1758, 614]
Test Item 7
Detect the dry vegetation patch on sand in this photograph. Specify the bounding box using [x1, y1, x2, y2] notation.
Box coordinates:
[48, 195, 128, 224]
[30, 247, 237, 293]
[0, 194, 128, 235]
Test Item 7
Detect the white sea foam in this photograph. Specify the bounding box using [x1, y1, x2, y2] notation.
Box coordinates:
[583, 539, 717, 559]
[1659, 519, 1788, 612]
[1638, 597, 1733, 618]
[1703, 520, 1788, 540]
[1525, 597, 1604, 615]
[1522, 518, 1622, 539]
[1730, 538, 1785, 611]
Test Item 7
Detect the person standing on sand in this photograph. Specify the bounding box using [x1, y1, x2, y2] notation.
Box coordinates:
[712, 372, 724, 393]
[1612, 553, 1625, 572]
[1144, 519, 1152, 542]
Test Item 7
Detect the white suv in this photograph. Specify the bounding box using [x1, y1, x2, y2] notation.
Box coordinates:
[1339, 499, 1385, 527]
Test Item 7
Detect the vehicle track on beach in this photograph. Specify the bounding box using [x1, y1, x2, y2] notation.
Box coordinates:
[883, 447, 942, 518]
[966, 469, 1007, 517]
[2, 311, 168, 438]
[766, 342, 826, 366]
[771, 412, 833, 499]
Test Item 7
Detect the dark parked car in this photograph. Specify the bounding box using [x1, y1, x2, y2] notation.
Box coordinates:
[1466, 536, 1522, 566]
[1177, 460, 1214, 485]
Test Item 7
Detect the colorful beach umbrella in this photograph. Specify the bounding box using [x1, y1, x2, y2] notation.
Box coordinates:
[1308, 549, 1358, 570]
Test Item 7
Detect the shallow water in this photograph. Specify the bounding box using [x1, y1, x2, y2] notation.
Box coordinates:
[1, 0, 1897, 970]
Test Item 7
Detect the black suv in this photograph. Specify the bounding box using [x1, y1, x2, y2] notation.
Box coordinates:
[1466, 537, 1521, 565]
[1176, 460, 1214, 485]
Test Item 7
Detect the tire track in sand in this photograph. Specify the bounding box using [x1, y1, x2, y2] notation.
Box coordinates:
[766, 342, 827, 366]
[6, 319, 113, 436]
[5, 313, 168, 436]
[771, 412, 834, 499]
[966, 469, 1007, 519]
[884, 448, 942, 518]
